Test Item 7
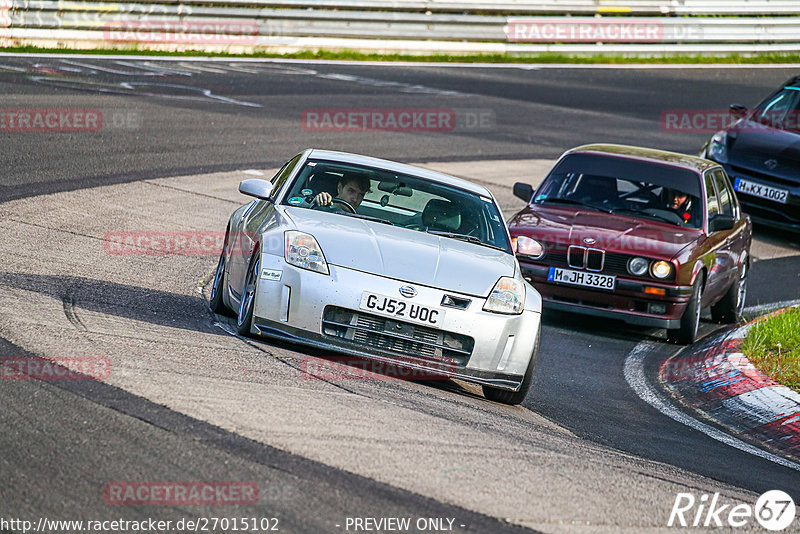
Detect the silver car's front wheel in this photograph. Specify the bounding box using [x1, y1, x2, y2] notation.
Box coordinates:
[237, 253, 260, 336]
[209, 252, 232, 316]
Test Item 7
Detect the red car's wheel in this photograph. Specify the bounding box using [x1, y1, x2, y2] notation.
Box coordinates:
[668, 276, 703, 345]
[711, 261, 748, 324]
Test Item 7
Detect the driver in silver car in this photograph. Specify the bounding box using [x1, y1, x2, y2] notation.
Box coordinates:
[314, 174, 371, 211]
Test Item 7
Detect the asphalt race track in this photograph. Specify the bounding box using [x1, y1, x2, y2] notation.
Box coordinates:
[1, 57, 800, 533]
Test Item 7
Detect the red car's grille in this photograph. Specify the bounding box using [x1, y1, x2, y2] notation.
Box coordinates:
[535, 242, 675, 282]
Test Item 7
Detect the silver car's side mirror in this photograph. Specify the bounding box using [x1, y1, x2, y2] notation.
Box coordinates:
[239, 179, 274, 200]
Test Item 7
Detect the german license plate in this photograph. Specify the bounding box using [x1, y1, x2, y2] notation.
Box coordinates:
[359, 292, 444, 326]
[734, 177, 788, 204]
[548, 267, 615, 290]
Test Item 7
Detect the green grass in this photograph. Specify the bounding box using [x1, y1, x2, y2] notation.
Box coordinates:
[2, 44, 800, 64]
[741, 307, 800, 392]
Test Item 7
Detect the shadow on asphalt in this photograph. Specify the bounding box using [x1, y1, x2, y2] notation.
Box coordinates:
[0, 272, 226, 336]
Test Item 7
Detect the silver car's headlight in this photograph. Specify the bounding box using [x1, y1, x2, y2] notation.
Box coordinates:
[285, 231, 329, 275]
[707, 130, 728, 163]
[483, 277, 525, 315]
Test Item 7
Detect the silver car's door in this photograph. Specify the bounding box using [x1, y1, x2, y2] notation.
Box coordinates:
[228, 154, 303, 299]
[228, 200, 267, 299]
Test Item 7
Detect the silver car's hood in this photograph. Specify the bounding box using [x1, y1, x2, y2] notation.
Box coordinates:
[283, 208, 515, 297]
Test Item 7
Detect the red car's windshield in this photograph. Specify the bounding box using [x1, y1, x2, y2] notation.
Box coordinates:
[534, 155, 702, 229]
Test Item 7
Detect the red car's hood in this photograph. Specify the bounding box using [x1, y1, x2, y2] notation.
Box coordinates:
[509, 206, 702, 260]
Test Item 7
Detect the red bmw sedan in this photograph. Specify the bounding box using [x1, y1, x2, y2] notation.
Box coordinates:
[508, 144, 752, 344]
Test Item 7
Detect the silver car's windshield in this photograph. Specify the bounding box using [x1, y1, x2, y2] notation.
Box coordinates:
[281, 159, 512, 253]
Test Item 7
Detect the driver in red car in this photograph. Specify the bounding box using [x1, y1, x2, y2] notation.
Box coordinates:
[662, 188, 694, 225]
[314, 174, 371, 211]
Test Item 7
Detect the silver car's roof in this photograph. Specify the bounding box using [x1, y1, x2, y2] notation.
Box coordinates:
[307, 149, 493, 198]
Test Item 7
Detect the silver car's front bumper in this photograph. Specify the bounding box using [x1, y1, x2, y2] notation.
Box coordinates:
[250, 253, 541, 391]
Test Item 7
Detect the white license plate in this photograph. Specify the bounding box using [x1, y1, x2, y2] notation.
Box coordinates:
[548, 267, 615, 290]
[734, 177, 788, 204]
[359, 292, 444, 326]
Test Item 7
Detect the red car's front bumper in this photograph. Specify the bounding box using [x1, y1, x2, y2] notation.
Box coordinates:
[520, 263, 694, 329]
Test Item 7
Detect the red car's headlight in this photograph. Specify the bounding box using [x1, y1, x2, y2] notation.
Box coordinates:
[650, 260, 672, 279]
[513, 236, 544, 259]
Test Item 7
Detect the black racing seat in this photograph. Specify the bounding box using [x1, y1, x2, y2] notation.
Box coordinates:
[422, 199, 461, 233]
[306, 170, 341, 198]
[569, 175, 618, 205]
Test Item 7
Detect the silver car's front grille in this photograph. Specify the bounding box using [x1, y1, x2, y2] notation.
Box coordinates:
[322, 306, 474, 367]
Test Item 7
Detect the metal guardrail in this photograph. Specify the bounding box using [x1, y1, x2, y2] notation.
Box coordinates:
[10, 0, 800, 15]
[2, 0, 800, 55]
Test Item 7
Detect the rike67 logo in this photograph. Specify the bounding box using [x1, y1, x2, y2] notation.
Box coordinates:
[668, 490, 796, 530]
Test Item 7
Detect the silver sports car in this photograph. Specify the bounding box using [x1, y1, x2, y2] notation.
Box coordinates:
[210, 149, 542, 404]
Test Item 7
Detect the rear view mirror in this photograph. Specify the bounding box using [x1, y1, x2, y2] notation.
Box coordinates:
[729, 104, 748, 121]
[709, 214, 735, 232]
[378, 180, 413, 197]
[513, 182, 534, 202]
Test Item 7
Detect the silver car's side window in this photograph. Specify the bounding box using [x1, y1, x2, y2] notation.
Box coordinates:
[270, 154, 303, 200]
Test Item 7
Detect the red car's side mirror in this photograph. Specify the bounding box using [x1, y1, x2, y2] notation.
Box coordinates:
[513, 182, 534, 202]
[709, 214, 735, 232]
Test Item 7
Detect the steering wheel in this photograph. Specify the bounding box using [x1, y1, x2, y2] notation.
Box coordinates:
[643, 208, 684, 225]
[310, 196, 356, 214]
[329, 198, 356, 213]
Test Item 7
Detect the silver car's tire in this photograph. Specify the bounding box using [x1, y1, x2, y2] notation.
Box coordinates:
[482, 336, 539, 405]
[209, 252, 233, 316]
[667, 277, 703, 345]
[237, 253, 260, 337]
[711, 261, 747, 324]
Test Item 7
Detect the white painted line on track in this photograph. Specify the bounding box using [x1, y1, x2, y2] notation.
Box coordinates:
[623, 341, 800, 472]
[743, 299, 800, 317]
[1, 52, 799, 70]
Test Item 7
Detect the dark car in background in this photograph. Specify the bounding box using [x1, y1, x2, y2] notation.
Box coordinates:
[508, 144, 752, 344]
[701, 76, 800, 232]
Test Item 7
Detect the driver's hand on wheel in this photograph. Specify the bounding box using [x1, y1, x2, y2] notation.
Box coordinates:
[313, 192, 332, 206]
